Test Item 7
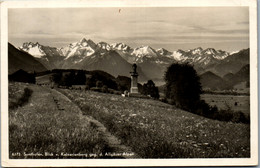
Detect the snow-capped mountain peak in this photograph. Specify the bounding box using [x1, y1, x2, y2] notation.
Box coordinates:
[61, 38, 97, 59]
[190, 47, 203, 55]
[18, 38, 236, 72]
[111, 43, 131, 52]
[79, 38, 89, 47]
[20, 42, 46, 58]
[230, 50, 239, 55]
[203, 48, 217, 55]
[156, 48, 172, 56]
[19, 42, 65, 61]
[80, 38, 87, 43]
[132, 46, 158, 58]
[171, 50, 184, 61]
[97, 42, 111, 51]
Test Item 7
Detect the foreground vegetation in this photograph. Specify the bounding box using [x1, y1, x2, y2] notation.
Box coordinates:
[9, 82, 112, 159]
[60, 89, 250, 158]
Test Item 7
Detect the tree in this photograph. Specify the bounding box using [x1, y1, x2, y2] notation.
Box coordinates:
[88, 71, 118, 90]
[74, 71, 86, 85]
[164, 63, 202, 111]
[142, 80, 160, 99]
[50, 72, 62, 85]
[60, 72, 75, 87]
[86, 77, 96, 88]
[96, 80, 103, 88]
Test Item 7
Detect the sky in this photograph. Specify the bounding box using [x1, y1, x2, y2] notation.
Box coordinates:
[8, 7, 249, 52]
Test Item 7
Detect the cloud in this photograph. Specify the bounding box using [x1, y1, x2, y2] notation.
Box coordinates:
[128, 19, 168, 24]
[8, 7, 249, 51]
[186, 25, 248, 35]
[25, 30, 54, 35]
[237, 21, 249, 25]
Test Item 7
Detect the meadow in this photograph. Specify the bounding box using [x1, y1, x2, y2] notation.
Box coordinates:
[9, 82, 113, 159]
[201, 94, 250, 114]
[60, 89, 250, 158]
[9, 82, 31, 109]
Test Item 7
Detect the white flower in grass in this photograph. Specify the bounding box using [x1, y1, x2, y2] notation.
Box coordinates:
[130, 114, 137, 117]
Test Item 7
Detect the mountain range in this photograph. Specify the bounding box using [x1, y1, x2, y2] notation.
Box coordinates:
[9, 38, 250, 90]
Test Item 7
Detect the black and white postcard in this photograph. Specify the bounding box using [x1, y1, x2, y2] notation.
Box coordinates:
[1, 0, 258, 167]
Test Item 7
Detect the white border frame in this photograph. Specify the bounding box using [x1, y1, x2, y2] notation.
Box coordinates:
[1, 0, 258, 167]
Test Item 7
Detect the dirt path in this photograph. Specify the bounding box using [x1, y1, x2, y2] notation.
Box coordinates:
[49, 88, 139, 158]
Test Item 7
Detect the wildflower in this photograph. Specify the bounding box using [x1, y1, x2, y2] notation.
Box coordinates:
[193, 144, 199, 148]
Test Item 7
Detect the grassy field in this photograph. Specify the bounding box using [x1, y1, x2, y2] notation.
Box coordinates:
[9, 82, 29, 109]
[201, 94, 250, 115]
[60, 89, 250, 158]
[9, 82, 113, 159]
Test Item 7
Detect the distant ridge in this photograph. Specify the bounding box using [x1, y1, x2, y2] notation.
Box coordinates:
[199, 64, 250, 91]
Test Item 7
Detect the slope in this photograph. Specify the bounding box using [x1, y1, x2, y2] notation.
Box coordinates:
[8, 43, 47, 74]
[62, 50, 148, 82]
[199, 71, 227, 90]
[211, 49, 249, 76]
[223, 64, 249, 90]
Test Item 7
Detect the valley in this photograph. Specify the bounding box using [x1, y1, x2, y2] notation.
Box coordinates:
[201, 94, 250, 115]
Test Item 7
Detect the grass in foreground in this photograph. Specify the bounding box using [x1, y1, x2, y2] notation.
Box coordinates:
[9, 83, 112, 159]
[9, 82, 29, 109]
[60, 89, 250, 158]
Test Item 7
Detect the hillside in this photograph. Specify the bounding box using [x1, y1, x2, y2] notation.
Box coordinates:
[210, 49, 249, 76]
[9, 82, 137, 159]
[223, 64, 249, 92]
[59, 87, 250, 158]
[199, 71, 226, 90]
[8, 43, 47, 74]
[62, 50, 148, 81]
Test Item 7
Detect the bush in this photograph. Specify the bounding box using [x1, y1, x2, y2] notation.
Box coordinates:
[50, 72, 62, 85]
[113, 91, 122, 95]
[141, 80, 160, 99]
[107, 88, 115, 94]
[101, 85, 108, 93]
[231, 111, 248, 123]
[96, 81, 103, 88]
[85, 85, 90, 90]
